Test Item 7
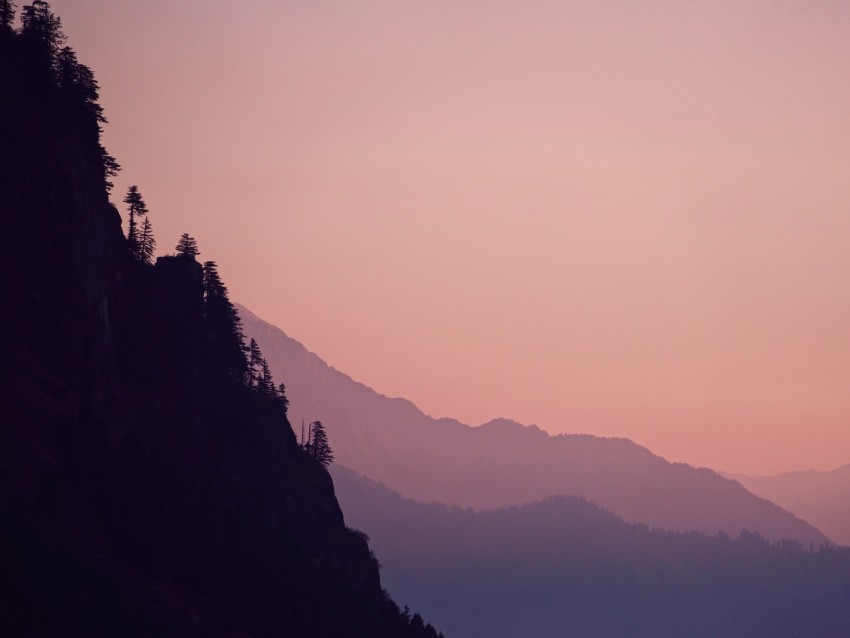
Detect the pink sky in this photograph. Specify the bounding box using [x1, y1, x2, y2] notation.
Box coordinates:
[49, 0, 850, 474]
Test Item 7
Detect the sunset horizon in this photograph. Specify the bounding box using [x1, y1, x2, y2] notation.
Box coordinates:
[4, 3, 850, 636]
[42, 0, 850, 476]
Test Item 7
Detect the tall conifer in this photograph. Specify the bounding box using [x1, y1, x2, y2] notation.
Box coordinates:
[259, 358, 274, 395]
[0, 1, 16, 33]
[123, 185, 148, 259]
[20, 1, 65, 67]
[139, 216, 156, 265]
[176, 233, 200, 258]
[202, 261, 249, 382]
[277, 383, 289, 415]
[248, 338, 262, 387]
[307, 421, 334, 467]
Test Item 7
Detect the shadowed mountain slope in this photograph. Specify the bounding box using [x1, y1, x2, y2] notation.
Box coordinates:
[332, 465, 850, 638]
[726, 464, 850, 546]
[240, 306, 828, 544]
[0, 15, 440, 637]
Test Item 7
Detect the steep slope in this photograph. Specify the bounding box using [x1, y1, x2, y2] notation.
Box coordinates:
[726, 465, 850, 546]
[240, 306, 828, 544]
[0, 15, 439, 638]
[332, 466, 850, 638]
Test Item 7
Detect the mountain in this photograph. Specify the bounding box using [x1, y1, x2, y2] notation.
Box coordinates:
[0, 11, 439, 637]
[725, 465, 850, 546]
[239, 306, 829, 544]
[332, 465, 850, 638]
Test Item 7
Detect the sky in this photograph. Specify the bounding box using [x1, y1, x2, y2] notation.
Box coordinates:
[46, 0, 850, 475]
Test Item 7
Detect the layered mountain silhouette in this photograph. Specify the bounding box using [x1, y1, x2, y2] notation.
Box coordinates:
[240, 306, 829, 544]
[726, 464, 850, 546]
[332, 466, 850, 638]
[0, 11, 440, 637]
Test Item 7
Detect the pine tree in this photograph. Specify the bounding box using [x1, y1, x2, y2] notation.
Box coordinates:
[20, 1, 65, 64]
[54, 45, 119, 191]
[202, 261, 249, 382]
[139, 216, 156, 265]
[123, 185, 148, 259]
[100, 147, 121, 193]
[276, 383, 289, 415]
[248, 338, 262, 387]
[307, 421, 333, 467]
[175, 233, 200, 258]
[56, 46, 105, 123]
[259, 358, 274, 395]
[0, 1, 16, 33]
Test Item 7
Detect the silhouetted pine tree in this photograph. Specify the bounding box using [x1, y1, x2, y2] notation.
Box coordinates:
[175, 233, 200, 258]
[20, 1, 64, 70]
[54, 45, 119, 191]
[123, 185, 148, 259]
[138, 216, 156, 265]
[307, 421, 333, 467]
[56, 47, 104, 122]
[0, 1, 15, 33]
[202, 261, 249, 381]
[277, 383, 289, 415]
[409, 614, 442, 638]
[100, 148, 120, 193]
[248, 338, 262, 387]
[258, 358, 275, 395]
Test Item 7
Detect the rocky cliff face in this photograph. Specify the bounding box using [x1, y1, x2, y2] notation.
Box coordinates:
[0, 22, 439, 638]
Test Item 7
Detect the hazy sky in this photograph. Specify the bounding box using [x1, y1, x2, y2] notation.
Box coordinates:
[49, 0, 850, 474]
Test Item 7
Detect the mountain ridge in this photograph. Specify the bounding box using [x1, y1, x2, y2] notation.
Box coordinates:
[239, 304, 829, 544]
[725, 464, 850, 546]
[331, 464, 850, 638]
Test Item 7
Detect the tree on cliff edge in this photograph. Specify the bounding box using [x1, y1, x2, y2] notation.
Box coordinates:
[0, 1, 16, 33]
[277, 382, 289, 415]
[138, 216, 156, 265]
[247, 338, 262, 387]
[20, 1, 64, 62]
[306, 421, 334, 467]
[55, 44, 120, 191]
[123, 185, 148, 260]
[202, 261, 249, 381]
[176, 233, 200, 258]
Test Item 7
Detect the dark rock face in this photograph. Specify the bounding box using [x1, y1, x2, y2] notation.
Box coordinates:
[0, 25, 437, 638]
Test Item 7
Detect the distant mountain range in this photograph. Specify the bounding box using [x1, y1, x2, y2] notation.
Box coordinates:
[332, 466, 850, 638]
[725, 465, 850, 546]
[239, 305, 829, 544]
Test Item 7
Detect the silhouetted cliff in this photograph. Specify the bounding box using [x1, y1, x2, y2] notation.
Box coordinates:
[0, 11, 440, 638]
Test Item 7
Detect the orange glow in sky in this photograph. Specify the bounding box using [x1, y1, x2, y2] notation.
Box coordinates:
[50, 0, 850, 474]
